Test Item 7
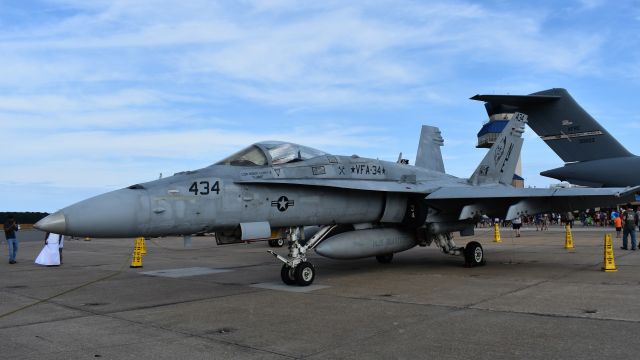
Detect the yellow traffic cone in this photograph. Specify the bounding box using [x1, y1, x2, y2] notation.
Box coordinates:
[602, 234, 617, 272]
[493, 223, 501, 243]
[140, 237, 147, 255]
[130, 238, 143, 268]
[564, 224, 574, 249]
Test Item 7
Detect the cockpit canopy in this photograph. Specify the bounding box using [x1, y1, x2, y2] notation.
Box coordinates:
[215, 141, 328, 166]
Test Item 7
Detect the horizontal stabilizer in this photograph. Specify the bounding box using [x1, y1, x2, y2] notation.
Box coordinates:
[472, 88, 632, 162]
[470, 94, 560, 107]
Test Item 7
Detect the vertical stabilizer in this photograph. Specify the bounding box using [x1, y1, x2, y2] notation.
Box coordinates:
[469, 113, 527, 185]
[415, 125, 445, 173]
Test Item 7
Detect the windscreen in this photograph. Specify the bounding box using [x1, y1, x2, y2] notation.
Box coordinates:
[262, 142, 327, 165]
[215, 142, 327, 166]
[215, 145, 268, 166]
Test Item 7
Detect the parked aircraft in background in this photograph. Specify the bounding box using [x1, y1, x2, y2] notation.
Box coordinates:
[472, 88, 640, 187]
[35, 113, 637, 286]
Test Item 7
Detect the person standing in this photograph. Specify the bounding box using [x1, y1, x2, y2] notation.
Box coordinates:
[621, 204, 638, 250]
[36, 232, 63, 266]
[4, 214, 19, 264]
[542, 213, 549, 231]
[58, 233, 64, 264]
[564, 211, 575, 228]
[613, 213, 622, 239]
[512, 215, 522, 237]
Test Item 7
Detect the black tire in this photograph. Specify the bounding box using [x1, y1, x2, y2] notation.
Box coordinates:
[269, 238, 285, 247]
[376, 253, 394, 264]
[294, 262, 315, 286]
[464, 241, 485, 267]
[280, 264, 297, 285]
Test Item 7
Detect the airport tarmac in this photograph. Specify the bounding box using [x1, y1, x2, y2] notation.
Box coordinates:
[1, 226, 640, 359]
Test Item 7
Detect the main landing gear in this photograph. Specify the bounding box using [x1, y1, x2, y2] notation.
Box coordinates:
[268, 225, 334, 286]
[430, 233, 485, 267]
[463, 241, 485, 267]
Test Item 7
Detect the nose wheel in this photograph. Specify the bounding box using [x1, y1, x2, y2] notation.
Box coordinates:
[270, 226, 321, 286]
[281, 262, 316, 286]
[294, 261, 315, 286]
[280, 264, 297, 285]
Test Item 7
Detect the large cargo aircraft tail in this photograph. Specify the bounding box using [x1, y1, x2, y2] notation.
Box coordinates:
[469, 113, 527, 185]
[415, 125, 445, 173]
[471, 88, 633, 162]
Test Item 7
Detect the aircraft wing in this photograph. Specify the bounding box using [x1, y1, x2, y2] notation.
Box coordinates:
[426, 185, 638, 199]
[426, 185, 640, 220]
[235, 178, 440, 194]
[238, 177, 638, 220]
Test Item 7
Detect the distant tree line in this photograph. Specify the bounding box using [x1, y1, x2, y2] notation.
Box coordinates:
[1, 212, 50, 225]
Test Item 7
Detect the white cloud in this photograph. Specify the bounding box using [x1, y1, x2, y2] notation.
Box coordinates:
[1, 1, 609, 108]
[1, 0, 638, 211]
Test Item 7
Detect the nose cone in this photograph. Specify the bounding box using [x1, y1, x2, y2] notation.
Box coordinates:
[38, 187, 151, 238]
[34, 211, 67, 234]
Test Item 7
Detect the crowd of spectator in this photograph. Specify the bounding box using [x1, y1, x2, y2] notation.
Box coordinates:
[476, 207, 640, 230]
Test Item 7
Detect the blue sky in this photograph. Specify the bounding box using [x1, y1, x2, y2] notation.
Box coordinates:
[2, 0, 640, 212]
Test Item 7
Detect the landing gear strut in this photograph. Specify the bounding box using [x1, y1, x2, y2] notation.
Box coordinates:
[269, 226, 333, 286]
[431, 232, 485, 267]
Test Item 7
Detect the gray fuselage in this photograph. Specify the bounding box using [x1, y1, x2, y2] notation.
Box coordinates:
[50, 153, 464, 238]
[541, 156, 640, 187]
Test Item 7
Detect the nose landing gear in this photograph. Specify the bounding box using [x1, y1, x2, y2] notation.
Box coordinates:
[269, 225, 334, 286]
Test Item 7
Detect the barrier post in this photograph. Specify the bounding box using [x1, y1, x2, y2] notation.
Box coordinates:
[140, 237, 147, 255]
[602, 234, 617, 272]
[130, 237, 144, 268]
[564, 224, 574, 249]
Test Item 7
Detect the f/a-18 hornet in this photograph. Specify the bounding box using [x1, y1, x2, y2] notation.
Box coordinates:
[36, 113, 636, 286]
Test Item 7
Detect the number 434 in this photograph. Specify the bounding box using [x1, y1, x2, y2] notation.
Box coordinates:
[189, 180, 220, 195]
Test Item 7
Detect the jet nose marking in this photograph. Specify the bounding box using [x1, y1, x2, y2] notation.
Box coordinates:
[34, 211, 67, 234]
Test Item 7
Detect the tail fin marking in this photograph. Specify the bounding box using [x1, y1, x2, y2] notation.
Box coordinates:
[469, 112, 527, 185]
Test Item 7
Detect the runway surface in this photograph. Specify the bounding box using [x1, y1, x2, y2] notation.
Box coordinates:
[1, 226, 639, 359]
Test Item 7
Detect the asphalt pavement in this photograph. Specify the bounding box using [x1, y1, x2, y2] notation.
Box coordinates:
[1, 226, 639, 359]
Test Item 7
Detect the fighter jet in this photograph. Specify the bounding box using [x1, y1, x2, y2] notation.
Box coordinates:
[35, 113, 637, 286]
[472, 88, 640, 187]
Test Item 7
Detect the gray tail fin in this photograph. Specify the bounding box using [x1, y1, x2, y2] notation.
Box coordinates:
[469, 113, 527, 185]
[415, 125, 445, 172]
[471, 88, 633, 162]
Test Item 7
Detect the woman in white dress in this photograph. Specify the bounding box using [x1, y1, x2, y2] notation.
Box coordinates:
[35, 232, 63, 266]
